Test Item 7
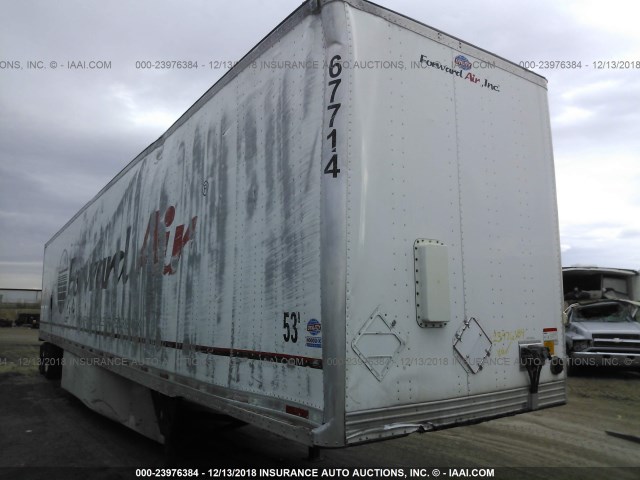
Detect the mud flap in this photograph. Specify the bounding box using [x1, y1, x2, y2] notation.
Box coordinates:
[519, 342, 551, 409]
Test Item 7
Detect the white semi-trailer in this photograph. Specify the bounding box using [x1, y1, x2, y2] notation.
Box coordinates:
[40, 0, 566, 450]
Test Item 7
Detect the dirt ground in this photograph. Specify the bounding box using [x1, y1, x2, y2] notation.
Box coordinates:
[1, 328, 639, 480]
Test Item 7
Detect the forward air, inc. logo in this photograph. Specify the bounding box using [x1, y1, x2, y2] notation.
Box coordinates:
[454, 55, 472, 71]
[54, 204, 198, 313]
[418, 54, 501, 92]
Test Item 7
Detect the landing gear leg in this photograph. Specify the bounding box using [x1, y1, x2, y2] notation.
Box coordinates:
[151, 392, 182, 462]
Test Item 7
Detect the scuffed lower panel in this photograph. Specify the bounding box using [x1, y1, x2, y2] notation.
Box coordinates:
[61, 351, 164, 443]
[228, 358, 324, 417]
[222, 13, 325, 408]
[345, 381, 566, 444]
[52, 335, 320, 445]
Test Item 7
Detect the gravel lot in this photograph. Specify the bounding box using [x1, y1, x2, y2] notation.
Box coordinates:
[1, 328, 639, 480]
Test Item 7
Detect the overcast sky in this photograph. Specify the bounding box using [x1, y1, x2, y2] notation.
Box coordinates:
[1, 0, 639, 289]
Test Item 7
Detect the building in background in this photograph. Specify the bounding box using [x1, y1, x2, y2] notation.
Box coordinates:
[0, 289, 41, 327]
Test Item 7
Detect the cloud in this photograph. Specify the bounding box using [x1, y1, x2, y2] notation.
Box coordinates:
[1, 0, 640, 288]
[618, 229, 640, 239]
[109, 84, 176, 130]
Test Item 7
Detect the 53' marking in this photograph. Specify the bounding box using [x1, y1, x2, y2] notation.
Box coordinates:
[283, 311, 300, 343]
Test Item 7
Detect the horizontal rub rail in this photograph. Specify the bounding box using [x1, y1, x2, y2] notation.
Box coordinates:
[40, 321, 322, 369]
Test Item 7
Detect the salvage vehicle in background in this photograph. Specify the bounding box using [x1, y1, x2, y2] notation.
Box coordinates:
[563, 268, 640, 372]
[563, 267, 639, 303]
[565, 300, 640, 370]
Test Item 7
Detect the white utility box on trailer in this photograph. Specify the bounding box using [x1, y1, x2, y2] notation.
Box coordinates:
[40, 0, 566, 448]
